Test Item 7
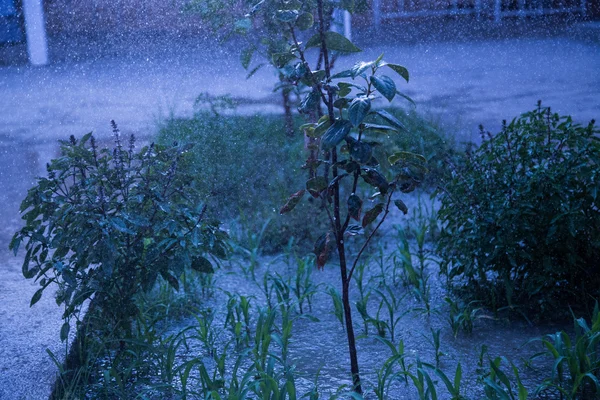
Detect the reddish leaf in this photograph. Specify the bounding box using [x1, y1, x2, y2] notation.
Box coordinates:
[280, 189, 306, 214]
[314, 232, 335, 270]
[362, 203, 384, 228]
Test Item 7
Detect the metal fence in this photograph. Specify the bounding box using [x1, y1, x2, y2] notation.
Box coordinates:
[372, 0, 588, 25]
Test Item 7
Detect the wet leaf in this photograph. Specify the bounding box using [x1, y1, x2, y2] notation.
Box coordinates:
[394, 199, 408, 215]
[280, 189, 306, 214]
[331, 69, 353, 79]
[306, 177, 328, 197]
[333, 98, 350, 109]
[348, 194, 363, 221]
[305, 31, 362, 53]
[191, 256, 214, 274]
[351, 61, 374, 78]
[234, 18, 252, 33]
[298, 88, 320, 114]
[273, 52, 297, 68]
[362, 203, 384, 227]
[314, 232, 335, 270]
[161, 271, 180, 291]
[345, 224, 364, 236]
[296, 12, 314, 30]
[30, 288, 43, 307]
[370, 75, 396, 102]
[321, 120, 353, 151]
[240, 46, 255, 69]
[276, 9, 298, 22]
[362, 168, 389, 194]
[373, 109, 406, 131]
[335, 159, 360, 173]
[349, 140, 372, 164]
[363, 123, 399, 134]
[388, 151, 427, 166]
[60, 322, 70, 342]
[311, 118, 332, 138]
[349, 97, 371, 127]
[384, 63, 409, 83]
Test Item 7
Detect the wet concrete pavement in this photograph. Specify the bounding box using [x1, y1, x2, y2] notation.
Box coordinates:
[0, 25, 599, 399]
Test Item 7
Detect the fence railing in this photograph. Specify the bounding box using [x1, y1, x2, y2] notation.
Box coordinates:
[372, 0, 587, 25]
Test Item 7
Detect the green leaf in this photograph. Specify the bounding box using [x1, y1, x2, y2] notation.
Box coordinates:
[109, 217, 135, 235]
[191, 256, 214, 274]
[161, 272, 180, 291]
[280, 189, 306, 214]
[362, 168, 389, 194]
[234, 18, 252, 33]
[370, 75, 396, 102]
[60, 321, 70, 342]
[388, 151, 427, 166]
[272, 52, 296, 68]
[331, 69, 353, 79]
[298, 89, 320, 114]
[362, 203, 384, 227]
[348, 195, 363, 221]
[295, 12, 314, 30]
[373, 109, 406, 131]
[312, 117, 332, 138]
[352, 61, 374, 78]
[30, 288, 43, 307]
[276, 9, 298, 22]
[394, 199, 408, 215]
[321, 120, 353, 151]
[349, 140, 372, 164]
[305, 31, 362, 53]
[349, 97, 371, 127]
[241, 46, 255, 70]
[384, 63, 409, 82]
[396, 91, 416, 106]
[363, 123, 399, 134]
[306, 177, 328, 197]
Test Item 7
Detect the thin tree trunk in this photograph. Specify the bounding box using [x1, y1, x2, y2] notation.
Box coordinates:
[282, 90, 294, 137]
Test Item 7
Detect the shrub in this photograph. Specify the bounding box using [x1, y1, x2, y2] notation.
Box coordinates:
[157, 112, 329, 253]
[10, 125, 228, 337]
[437, 103, 600, 319]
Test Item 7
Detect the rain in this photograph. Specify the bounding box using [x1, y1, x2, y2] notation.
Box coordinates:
[1, 0, 599, 398]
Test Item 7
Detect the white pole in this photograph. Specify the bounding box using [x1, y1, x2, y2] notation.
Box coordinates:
[343, 10, 352, 41]
[22, 0, 48, 65]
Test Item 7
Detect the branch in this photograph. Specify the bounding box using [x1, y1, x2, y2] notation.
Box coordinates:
[348, 187, 395, 283]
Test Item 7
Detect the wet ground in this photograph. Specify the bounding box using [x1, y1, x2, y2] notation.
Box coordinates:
[0, 20, 599, 399]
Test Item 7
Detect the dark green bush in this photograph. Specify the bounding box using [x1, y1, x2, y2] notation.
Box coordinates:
[437, 103, 600, 319]
[10, 127, 228, 336]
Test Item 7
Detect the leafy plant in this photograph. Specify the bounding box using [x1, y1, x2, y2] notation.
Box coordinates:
[374, 285, 408, 342]
[531, 303, 600, 399]
[437, 103, 600, 318]
[292, 255, 319, 314]
[269, 6, 422, 391]
[11, 126, 227, 343]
